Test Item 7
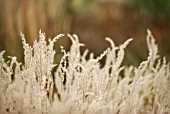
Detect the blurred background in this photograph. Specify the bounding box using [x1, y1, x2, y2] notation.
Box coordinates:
[0, 0, 170, 66]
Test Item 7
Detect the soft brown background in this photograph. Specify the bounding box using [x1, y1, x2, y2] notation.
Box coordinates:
[0, 0, 170, 66]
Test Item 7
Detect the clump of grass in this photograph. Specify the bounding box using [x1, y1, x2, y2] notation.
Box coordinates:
[0, 30, 169, 114]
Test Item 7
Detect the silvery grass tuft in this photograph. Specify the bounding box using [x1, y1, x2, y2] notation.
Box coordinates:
[0, 30, 170, 114]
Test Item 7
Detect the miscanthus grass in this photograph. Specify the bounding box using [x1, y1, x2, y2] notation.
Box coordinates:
[0, 30, 169, 114]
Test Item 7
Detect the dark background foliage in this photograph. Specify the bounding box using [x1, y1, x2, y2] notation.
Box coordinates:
[0, 0, 169, 66]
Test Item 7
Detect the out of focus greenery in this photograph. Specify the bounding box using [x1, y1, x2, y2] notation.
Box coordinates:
[0, 0, 170, 66]
[132, 0, 170, 22]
